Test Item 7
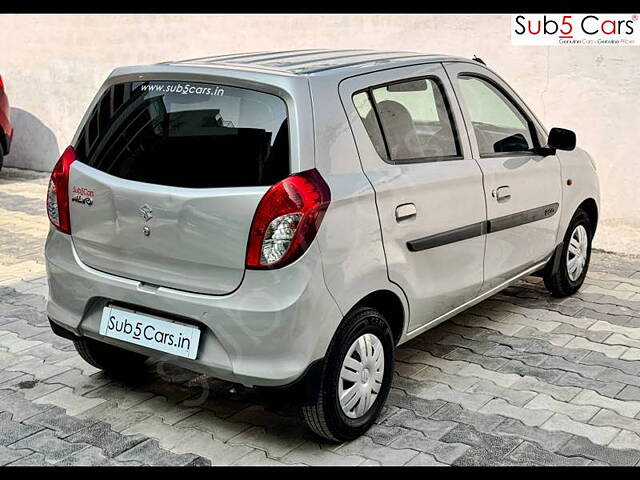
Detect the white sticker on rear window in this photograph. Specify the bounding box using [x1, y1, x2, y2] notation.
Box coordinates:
[140, 82, 225, 96]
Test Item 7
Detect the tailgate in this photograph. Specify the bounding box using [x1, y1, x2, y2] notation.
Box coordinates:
[68, 78, 291, 294]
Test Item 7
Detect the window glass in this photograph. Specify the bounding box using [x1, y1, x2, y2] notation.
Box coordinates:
[373, 80, 440, 123]
[458, 75, 535, 156]
[352, 91, 388, 160]
[75, 81, 289, 188]
[368, 78, 459, 161]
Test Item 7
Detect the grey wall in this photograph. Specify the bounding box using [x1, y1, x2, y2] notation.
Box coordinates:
[1, 14, 638, 232]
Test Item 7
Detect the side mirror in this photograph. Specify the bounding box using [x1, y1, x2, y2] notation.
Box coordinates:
[548, 127, 576, 151]
[493, 133, 529, 153]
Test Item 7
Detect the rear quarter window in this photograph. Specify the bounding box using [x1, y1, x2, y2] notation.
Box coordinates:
[75, 80, 290, 188]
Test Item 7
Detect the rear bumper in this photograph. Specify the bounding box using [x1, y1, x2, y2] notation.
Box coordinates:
[45, 229, 342, 387]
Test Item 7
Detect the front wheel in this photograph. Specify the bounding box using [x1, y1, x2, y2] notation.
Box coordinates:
[544, 208, 593, 297]
[302, 307, 394, 442]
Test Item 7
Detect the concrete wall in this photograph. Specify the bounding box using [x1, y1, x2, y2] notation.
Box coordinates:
[1, 14, 638, 234]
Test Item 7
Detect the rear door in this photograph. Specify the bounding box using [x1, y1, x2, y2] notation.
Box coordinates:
[69, 79, 292, 295]
[340, 63, 487, 331]
[444, 62, 562, 290]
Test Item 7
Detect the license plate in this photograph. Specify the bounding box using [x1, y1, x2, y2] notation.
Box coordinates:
[99, 306, 200, 359]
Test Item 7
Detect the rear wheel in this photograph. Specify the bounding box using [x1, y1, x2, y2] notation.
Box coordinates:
[544, 208, 593, 297]
[74, 337, 147, 375]
[0, 143, 4, 172]
[302, 307, 394, 442]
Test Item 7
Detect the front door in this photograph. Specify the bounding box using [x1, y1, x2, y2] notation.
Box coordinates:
[444, 62, 562, 290]
[340, 63, 487, 331]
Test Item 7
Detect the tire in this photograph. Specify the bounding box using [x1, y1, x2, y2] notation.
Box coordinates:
[74, 337, 147, 375]
[0, 143, 4, 172]
[544, 208, 593, 297]
[302, 306, 395, 442]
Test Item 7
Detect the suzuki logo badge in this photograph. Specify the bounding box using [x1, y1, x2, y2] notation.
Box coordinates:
[139, 204, 153, 222]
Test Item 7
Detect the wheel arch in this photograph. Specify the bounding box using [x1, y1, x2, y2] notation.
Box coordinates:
[577, 197, 598, 236]
[347, 289, 406, 345]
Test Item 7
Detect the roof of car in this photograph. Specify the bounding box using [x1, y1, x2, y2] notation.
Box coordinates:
[163, 49, 473, 77]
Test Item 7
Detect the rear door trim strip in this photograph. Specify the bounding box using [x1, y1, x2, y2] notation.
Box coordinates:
[406, 202, 559, 252]
[407, 221, 487, 252]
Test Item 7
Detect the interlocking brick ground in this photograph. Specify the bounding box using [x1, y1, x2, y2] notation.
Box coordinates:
[1, 166, 640, 465]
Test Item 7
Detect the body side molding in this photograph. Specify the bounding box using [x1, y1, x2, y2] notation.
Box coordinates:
[488, 202, 559, 234]
[406, 221, 487, 252]
[406, 202, 559, 252]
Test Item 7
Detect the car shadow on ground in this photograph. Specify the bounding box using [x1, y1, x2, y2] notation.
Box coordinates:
[88, 277, 557, 436]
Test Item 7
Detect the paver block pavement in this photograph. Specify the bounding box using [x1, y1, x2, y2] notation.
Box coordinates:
[2, 166, 640, 465]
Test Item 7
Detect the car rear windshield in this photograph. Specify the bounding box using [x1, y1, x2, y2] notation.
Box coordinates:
[75, 80, 289, 188]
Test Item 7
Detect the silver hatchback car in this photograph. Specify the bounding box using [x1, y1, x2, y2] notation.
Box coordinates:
[45, 50, 600, 441]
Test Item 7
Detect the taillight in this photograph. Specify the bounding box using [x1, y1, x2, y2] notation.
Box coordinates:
[246, 169, 331, 269]
[0, 75, 4, 90]
[46, 146, 77, 234]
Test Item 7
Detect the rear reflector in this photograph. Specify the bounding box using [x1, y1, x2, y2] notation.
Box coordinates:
[46, 146, 77, 234]
[246, 169, 331, 269]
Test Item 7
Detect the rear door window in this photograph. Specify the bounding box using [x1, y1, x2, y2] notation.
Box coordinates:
[75, 81, 289, 188]
[352, 91, 388, 161]
[353, 77, 461, 163]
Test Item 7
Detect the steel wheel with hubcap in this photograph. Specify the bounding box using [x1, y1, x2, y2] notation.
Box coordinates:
[339, 333, 384, 419]
[302, 306, 394, 442]
[566, 224, 588, 281]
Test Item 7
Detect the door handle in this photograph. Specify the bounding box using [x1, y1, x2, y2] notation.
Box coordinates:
[492, 186, 511, 203]
[396, 203, 417, 222]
